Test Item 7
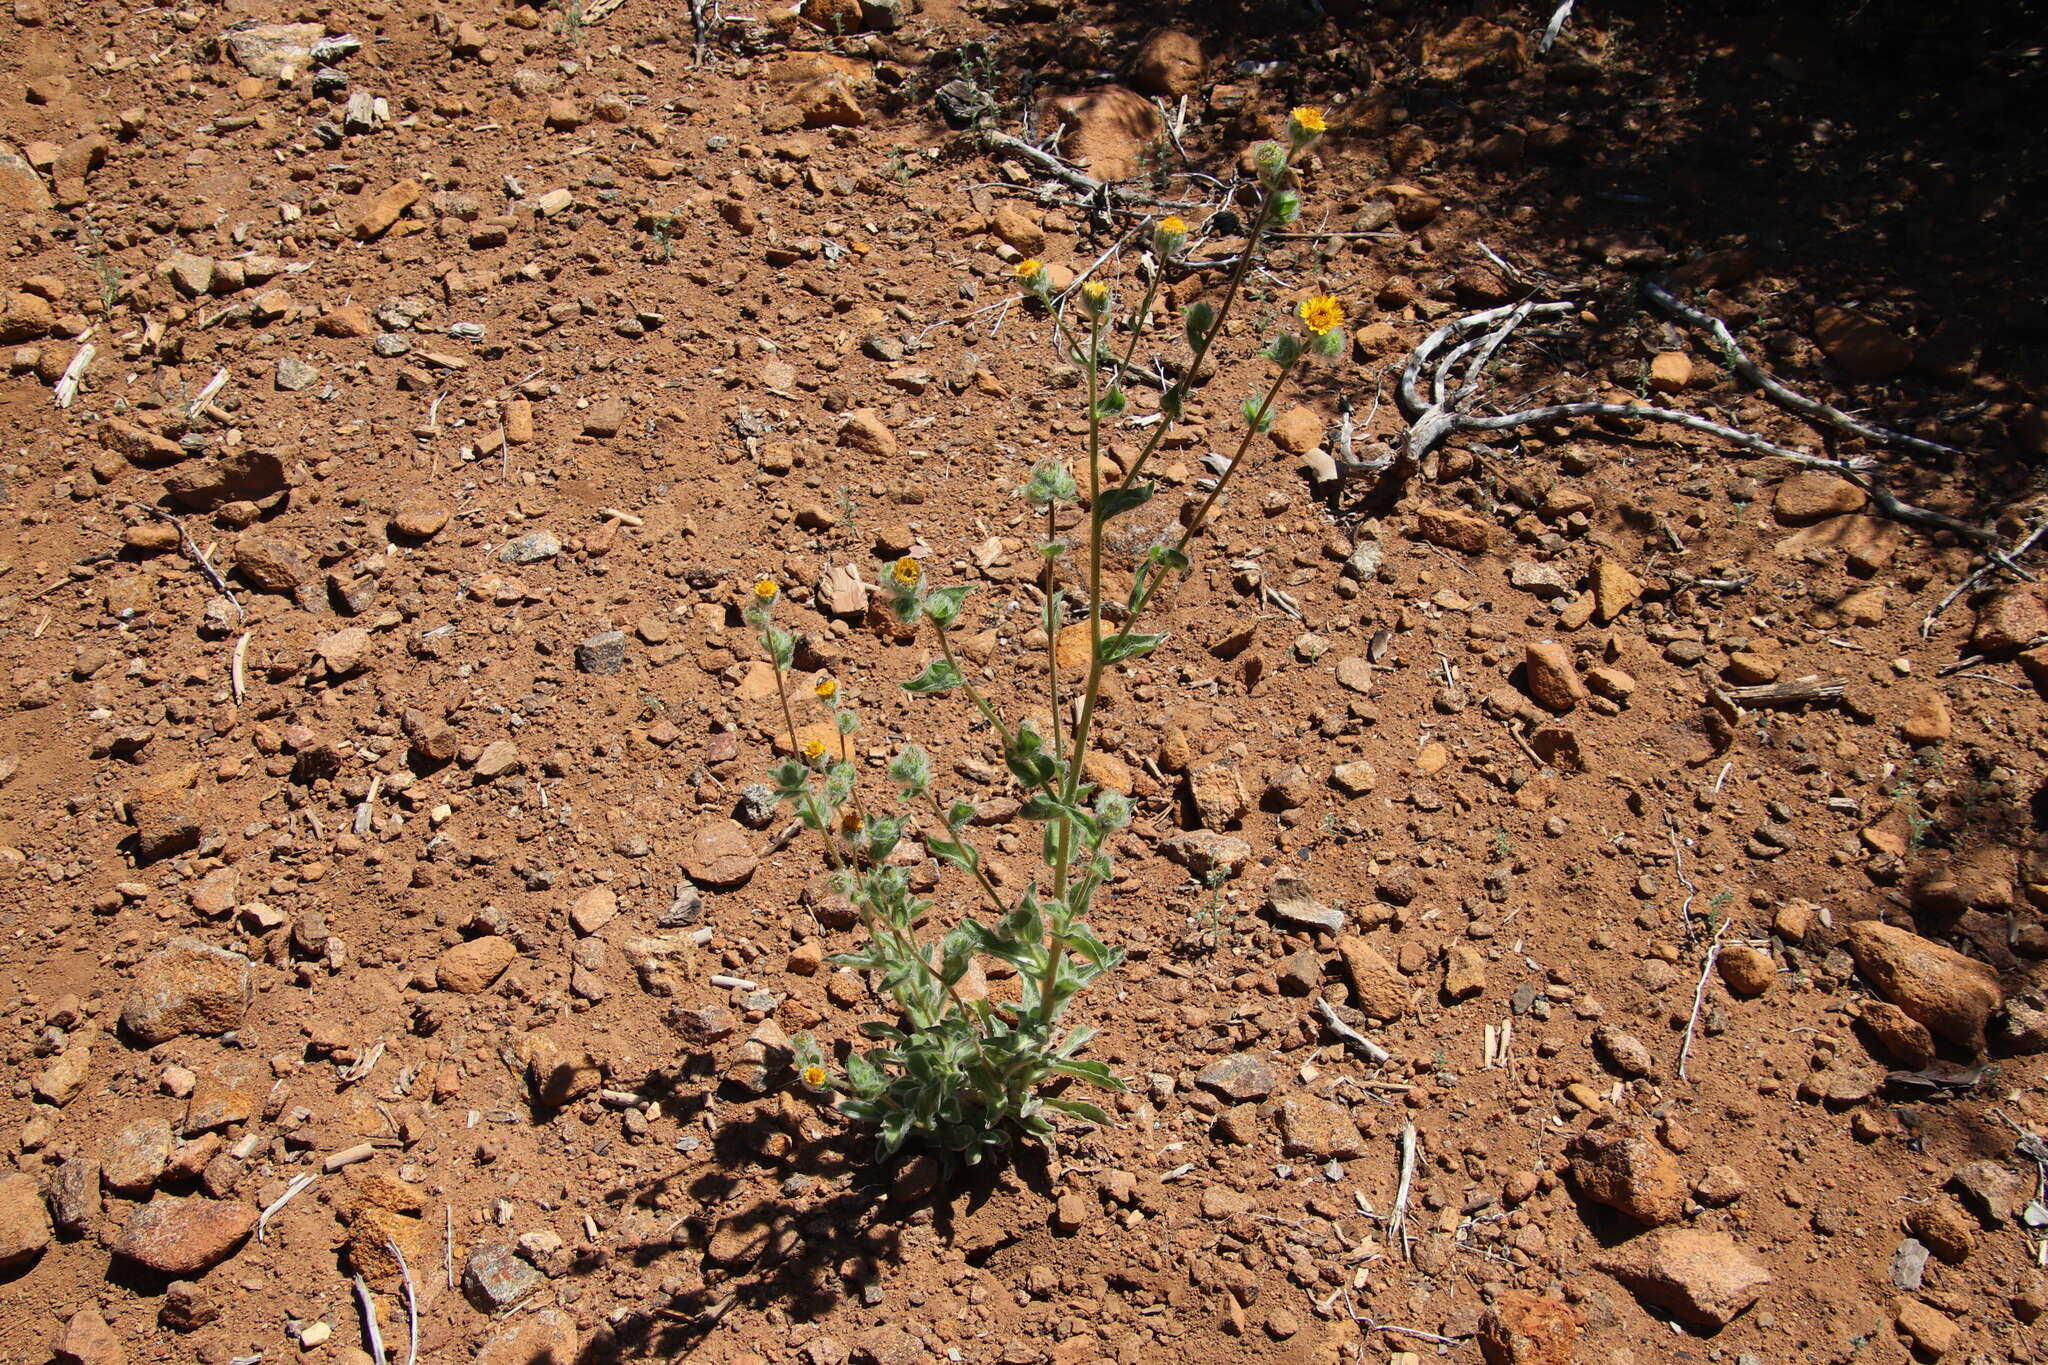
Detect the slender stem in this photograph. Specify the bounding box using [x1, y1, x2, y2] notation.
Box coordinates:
[1174, 354, 1300, 553]
[771, 659, 847, 871]
[1114, 141, 1308, 500]
[932, 620, 1017, 760]
[926, 791, 1007, 918]
[1045, 502, 1063, 769]
[1063, 351, 1300, 787]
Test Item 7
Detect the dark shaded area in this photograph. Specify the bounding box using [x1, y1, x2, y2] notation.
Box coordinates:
[568, 1111, 1047, 1361]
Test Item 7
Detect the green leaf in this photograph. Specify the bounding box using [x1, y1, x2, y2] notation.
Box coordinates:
[888, 743, 932, 795]
[927, 835, 982, 875]
[1242, 396, 1273, 431]
[1092, 387, 1127, 420]
[1183, 301, 1215, 351]
[902, 658, 964, 694]
[1040, 1097, 1111, 1123]
[1094, 482, 1154, 522]
[1095, 631, 1162, 664]
[922, 584, 973, 627]
[945, 799, 976, 833]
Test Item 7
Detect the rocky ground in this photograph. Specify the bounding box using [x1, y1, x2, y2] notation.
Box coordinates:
[1, 2, 2046, 1364]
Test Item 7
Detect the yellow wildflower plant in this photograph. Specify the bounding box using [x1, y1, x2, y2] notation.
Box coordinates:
[891, 557, 922, 586]
[1298, 294, 1343, 336]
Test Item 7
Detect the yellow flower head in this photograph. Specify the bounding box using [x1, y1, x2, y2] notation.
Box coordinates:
[1298, 294, 1344, 336]
[801, 1064, 828, 1088]
[1160, 215, 1188, 236]
[1289, 106, 1328, 137]
[801, 736, 827, 761]
[753, 577, 779, 601]
[1015, 257, 1045, 280]
[1082, 280, 1109, 304]
[891, 557, 922, 587]
[814, 677, 837, 700]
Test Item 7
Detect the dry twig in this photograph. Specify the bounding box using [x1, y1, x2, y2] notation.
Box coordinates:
[1678, 917, 1732, 1081]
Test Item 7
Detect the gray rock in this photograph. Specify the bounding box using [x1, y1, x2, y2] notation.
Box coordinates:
[1890, 1237, 1931, 1290]
[576, 630, 627, 675]
[1266, 874, 1343, 935]
[1343, 539, 1383, 581]
[1952, 1160, 2030, 1226]
[498, 530, 561, 564]
[222, 21, 325, 78]
[464, 1243, 544, 1310]
[736, 783, 780, 830]
[1194, 1053, 1276, 1104]
[274, 356, 319, 391]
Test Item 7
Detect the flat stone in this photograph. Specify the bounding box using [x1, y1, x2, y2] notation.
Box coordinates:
[102, 1117, 175, 1195]
[49, 1308, 122, 1365]
[1951, 1160, 2030, 1226]
[1330, 761, 1377, 796]
[1159, 830, 1251, 880]
[1507, 559, 1570, 599]
[684, 821, 758, 888]
[1443, 943, 1487, 1000]
[1266, 875, 1343, 934]
[1776, 471, 1868, 522]
[1591, 554, 1642, 622]
[1275, 1095, 1365, 1159]
[438, 936, 517, 993]
[576, 630, 627, 675]
[569, 887, 618, 936]
[1415, 505, 1491, 553]
[121, 939, 251, 1044]
[222, 21, 324, 78]
[1814, 305, 1914, 380]
[0, 1172, 52, 1271]
[1194, 1053, 1275, 1104]
[473, 740, 522, 780]
[113, 1196, 258, 1276]
[476, 1310, 579, 1365]
[1593, 1228, 1770, 1328]
[391, 503, 449, 538]
[499, 530, 561, 564]
[464, 1243, 544, 1311]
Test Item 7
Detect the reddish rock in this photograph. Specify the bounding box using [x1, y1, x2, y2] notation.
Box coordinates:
[1774, 471, 1868, 522]
[1415, 505, 1492, 553]
[1717, 944, 1775, 996]
[0, 1171, 53, 1271]
[1568, 1124, 1685, 1226]
[1478, 1290, 1584, 1365]
[1041, 86, 1162, 182]
[112, 1196, 258, 1276]
[50, 1308, 124, 1365]
[1522, 640, 1586, 713]
[1858, 1000, 1937, 1068]
[1814, 305, 1914, 380]
[1335, 937, 1411, 1022]
[1130, 28, 1205, 97]
[475, 1310, 579, 1365]
[438, 936, 517, 993]
[1843, 921, 2003, 1052]
[684, 821, 759, 888]
[121, 939, 251, 1044]
[1973, 583, 2048, 654]
[1594, 1228, 1770, 1328]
